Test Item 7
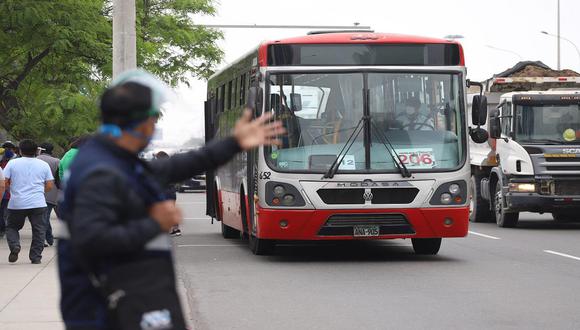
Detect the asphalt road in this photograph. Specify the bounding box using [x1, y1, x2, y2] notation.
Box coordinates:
[174, 193, 580, 330]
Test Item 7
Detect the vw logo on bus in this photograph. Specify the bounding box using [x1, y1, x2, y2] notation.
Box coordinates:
[363, 190, 374, 202]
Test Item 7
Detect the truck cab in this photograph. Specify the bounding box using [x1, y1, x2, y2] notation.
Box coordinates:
[471, 90, 580, 226]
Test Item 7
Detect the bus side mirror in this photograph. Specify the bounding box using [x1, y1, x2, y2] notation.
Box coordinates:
[489, 109, 501, 139]
[290, 93, 302, 112]
[472, 95, 488, 125]
[247, 87, 263, 116]
[470, 127, 489, 144]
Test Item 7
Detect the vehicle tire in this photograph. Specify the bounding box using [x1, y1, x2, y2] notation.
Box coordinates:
[221, 222, 240, 239]
[493, 180, 519, 228]
[552, 211, 578, 223]
[469, 174, 494, 223]
[249, 234, 275, 255]
[178, 187, 185, 193]
[411, 238, 442, 255]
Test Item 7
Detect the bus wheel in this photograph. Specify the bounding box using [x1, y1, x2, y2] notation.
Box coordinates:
[493, 181, 519, 228]
[469, 174, 493, 223]
[221, 222, 240, 239]
[249, 234, 275, 255]
[411, 238, 442, 255]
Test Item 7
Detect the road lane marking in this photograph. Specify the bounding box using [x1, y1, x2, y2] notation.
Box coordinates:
[178, 244, 244, 247]
[468, 231, 501, 240]
[544, 250, 580, 261]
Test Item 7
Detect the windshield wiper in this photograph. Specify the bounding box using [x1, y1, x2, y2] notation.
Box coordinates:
[322, 117, 365, 179]
[369, 118, 412, 178]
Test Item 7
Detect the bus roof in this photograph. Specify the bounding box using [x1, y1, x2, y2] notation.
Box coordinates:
[263, 32, 458, 45]
[258, 32, 464, 67]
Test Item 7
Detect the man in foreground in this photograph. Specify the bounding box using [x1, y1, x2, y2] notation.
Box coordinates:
[58, 70, 284, 330]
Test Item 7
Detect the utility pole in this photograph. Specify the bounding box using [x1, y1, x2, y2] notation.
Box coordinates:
[557, 0, 561, 70]
[113, 0, 137, 79]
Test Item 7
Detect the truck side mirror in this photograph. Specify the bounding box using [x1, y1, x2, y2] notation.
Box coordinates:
[489, 109, 501, 139]
[472, 95, 488, 125]
[247, 86, 263, 116]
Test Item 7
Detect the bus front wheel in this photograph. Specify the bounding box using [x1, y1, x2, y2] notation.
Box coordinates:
[411, 238, 442, 255]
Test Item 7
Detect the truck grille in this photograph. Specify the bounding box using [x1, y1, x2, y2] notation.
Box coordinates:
[318, 214, 415, 236]
[554, 181, 580, 196]
[533, 154, 580, 174]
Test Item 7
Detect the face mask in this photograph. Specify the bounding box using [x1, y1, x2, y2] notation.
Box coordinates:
[4, 150, 14, 159]
[406, 107, 416, 116]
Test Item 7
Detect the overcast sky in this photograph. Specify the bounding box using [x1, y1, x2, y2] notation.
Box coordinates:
[158, 0, 580, 145]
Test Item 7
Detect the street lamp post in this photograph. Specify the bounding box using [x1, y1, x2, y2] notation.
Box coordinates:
[541, 31, 580, 70]
[485, 45, 523, 61]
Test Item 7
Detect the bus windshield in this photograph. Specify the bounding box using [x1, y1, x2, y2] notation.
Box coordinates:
[266, 72, 464, 173]
[515, 104, 580, 144]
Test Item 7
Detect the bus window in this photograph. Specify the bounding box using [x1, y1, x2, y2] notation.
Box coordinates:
[217, 85, 225, 113]
[239, 73, 246, 106]
[227, 80, 234, 110]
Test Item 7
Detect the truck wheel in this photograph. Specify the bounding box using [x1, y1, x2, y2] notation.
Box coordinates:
[249, 234, 275, 255]
[493, 181, 519, 228]
[411, 238, 442, 255]
[221, 222, 240, 239]
[552, 212, 578, 223]
[469, 174, 494, 223]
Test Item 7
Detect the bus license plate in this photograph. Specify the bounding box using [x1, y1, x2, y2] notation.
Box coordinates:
[353, 225, 380, 237]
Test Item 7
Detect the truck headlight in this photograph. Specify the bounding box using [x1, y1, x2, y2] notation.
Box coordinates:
[509, 183, 536, 193]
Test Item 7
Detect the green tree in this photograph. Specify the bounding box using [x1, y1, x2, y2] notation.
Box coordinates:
[0, 0, 222, 148]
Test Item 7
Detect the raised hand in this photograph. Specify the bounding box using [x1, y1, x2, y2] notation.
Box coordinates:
[233, 109, 286, 150]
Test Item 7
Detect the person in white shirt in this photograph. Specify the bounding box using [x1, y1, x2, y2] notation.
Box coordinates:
[3, 139, 54, 264]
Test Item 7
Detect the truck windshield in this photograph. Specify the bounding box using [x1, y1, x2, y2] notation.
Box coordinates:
[515, 104, 580, 144]
[266, 72, 464, 173]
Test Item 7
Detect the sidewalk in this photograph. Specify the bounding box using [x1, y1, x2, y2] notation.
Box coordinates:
[0, 217, 64, 330]
[0, 217, 194, 330]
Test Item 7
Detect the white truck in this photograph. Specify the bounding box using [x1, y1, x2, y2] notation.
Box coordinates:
[469, 75, 580, 227]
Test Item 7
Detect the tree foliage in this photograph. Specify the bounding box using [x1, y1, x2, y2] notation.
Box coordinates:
[0, 0, 222, 148]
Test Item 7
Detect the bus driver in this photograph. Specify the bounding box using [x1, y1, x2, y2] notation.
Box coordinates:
[397, 96, 435, 130]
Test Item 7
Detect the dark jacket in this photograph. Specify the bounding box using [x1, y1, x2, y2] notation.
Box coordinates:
[58, 135, 241, 329]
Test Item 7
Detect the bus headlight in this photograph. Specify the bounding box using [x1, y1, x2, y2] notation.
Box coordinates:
[449, 184, 461, 195]
[282, 194, 295, 205]
[509, 183, 536, 193]
[273, 185, 286, 196]
[266, 182, 306, 207]
[440, 193, 452, 204]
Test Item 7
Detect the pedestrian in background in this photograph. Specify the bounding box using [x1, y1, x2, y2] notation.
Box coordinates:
[0, 141, 17, 239]
[58, 135, 89, 182]
[37, 142, 60, 247]
[58, 70, 284, 330]
[155, 150, 181, 236]
[4, 139, 54, 264]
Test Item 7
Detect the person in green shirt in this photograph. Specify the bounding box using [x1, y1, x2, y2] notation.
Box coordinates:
[58, 136, 89, 181]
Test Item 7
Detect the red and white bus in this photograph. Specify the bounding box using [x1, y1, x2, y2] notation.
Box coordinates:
[205, 31, 487, 255]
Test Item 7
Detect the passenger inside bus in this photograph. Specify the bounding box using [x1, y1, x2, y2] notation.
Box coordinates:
[271, 94, 301, 148]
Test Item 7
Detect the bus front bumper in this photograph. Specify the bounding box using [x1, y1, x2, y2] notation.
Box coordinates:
[255, 206, 468, 240]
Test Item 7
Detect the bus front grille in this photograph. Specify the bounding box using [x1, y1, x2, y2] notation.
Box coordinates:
[318, 214, 415, 236]
[317, 188, 418, 205]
